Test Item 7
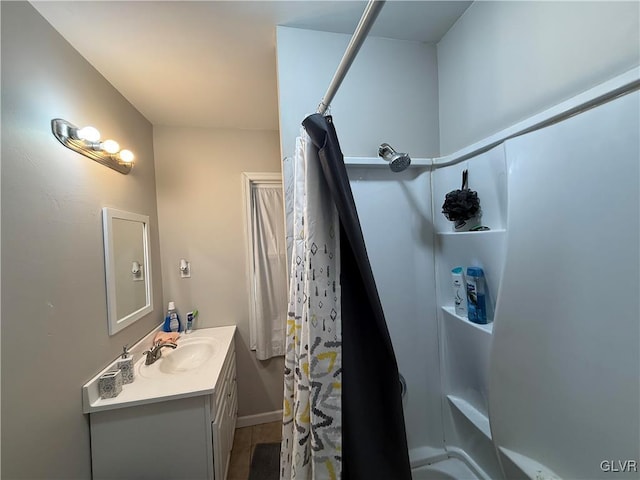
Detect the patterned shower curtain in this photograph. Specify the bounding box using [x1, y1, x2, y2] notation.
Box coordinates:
[281, 114, 411, 480]
[281, 132, 342, 480]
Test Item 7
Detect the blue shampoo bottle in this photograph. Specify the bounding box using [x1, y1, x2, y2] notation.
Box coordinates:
[466, 267, 487, 324]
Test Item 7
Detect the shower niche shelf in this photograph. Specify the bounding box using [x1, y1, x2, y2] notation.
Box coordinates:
[433, 140, 508, 480]
[432, 145, 508, 234]
[445, 393, 502, 479]
[435, 229, 505, 317]
[442, 306, 493, 335]
[497, 447, 562, 480]
[437, 228, 506, 236]
[446, 395, 491, 440]
[441, 304, 502, 479]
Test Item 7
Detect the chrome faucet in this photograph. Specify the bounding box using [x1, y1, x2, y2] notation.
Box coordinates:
[143, 341, 177, 365]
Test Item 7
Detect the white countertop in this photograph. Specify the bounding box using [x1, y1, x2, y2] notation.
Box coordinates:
[82, 325, 236, 414]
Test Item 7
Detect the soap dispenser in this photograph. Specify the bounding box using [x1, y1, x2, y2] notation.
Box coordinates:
[117, 345, 134, 384]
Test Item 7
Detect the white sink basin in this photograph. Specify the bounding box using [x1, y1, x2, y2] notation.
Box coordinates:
[83, 326, 237, 413]
[160, 339, 217, 373]
[138, 337, 219, 378]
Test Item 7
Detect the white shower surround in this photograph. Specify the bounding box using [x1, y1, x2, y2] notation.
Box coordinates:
[346, 68, 639, 479]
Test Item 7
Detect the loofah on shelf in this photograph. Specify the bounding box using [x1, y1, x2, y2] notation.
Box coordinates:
[442, 169, 481, 223]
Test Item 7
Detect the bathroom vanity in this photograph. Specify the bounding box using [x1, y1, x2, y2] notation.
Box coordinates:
[83, 326, 237, 480]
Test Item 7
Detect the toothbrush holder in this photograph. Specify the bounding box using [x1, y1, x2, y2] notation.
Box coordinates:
[98, 370, 123, 399]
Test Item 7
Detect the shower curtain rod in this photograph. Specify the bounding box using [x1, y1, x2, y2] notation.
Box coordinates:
[317, 0, 386, 115]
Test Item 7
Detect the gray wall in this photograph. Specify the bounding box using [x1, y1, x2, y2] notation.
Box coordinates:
[276, 26, 440, 160]
[1, 3, 163, 478]
[153, 126, 284, 418]
[437, 1, 640, 153]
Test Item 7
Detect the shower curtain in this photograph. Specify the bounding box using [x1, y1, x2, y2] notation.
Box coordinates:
[281, 132, 342, 479]
[251, 184, 288, 360]
[280, 114, 411, 480]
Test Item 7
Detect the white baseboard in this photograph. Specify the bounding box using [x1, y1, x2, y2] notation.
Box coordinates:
[236, 409, 283, 428]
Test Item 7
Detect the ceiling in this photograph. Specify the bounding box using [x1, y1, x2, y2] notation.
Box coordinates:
[32, 1, 471, 131]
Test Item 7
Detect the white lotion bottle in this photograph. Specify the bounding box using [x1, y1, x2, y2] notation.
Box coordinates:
[451, 267, 467, 317]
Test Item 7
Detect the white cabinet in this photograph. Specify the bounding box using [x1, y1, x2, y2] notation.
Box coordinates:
[89, 340, 237, 480]
[212, 340, 238, 480]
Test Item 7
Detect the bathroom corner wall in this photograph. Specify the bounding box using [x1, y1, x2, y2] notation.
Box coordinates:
[437, 1, 640, 154]
[152, 126, 284, 418]
[1, 3, 162, 479]
[276, 26, 440, 160]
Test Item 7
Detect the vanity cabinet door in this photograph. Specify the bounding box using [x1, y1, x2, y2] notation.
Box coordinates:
[211, 340, 238, 479]
[226, 359, 238, 449]
[90, 396, 211, 480]
[212, 393, 230, 480]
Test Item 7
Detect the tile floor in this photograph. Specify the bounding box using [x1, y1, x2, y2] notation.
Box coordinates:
[227, 421, 282, 480]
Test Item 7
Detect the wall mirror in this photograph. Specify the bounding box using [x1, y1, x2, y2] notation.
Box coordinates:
[102, 207, 153, 335]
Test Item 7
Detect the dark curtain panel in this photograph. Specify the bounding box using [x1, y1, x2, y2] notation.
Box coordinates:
[302, 113, 412, 480]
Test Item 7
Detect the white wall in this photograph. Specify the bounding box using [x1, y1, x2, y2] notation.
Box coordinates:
[1, 3, 163, 478]
[347, 166, 443, 462]
[437, 1, 640, 153]
[277, 26, 440, 160]
[491, 89, 639, 479]
[153, 126, 284, 417]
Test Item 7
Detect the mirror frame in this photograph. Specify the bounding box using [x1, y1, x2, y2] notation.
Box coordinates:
[102, 207, 153, 335]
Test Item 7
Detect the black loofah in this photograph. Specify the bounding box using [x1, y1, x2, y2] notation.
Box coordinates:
[441, 169, 481, 222]
[442, 189, 480, 221]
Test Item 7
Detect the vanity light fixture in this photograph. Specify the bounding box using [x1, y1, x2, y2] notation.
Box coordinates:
[99, 139, 120, 155]
[51, 118, 134, 174]
[76, 125, 101, 142]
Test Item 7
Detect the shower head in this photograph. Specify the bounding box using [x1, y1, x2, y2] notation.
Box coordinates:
[378, 143, 411, 172]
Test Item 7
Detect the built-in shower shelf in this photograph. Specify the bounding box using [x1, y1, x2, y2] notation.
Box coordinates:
[498, 447, 562, 480]
[447, 395, 492, 440]
[442, 306, 493, 335]
[437, 228, 506, 236]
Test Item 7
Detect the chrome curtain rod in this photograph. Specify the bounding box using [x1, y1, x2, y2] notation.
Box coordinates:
[317, 0, 386, 115]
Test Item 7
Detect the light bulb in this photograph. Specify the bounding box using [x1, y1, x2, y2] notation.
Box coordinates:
[75, 126, 100, 142]
[119, 149, 134, 163]
[101, 139, 120, 154]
